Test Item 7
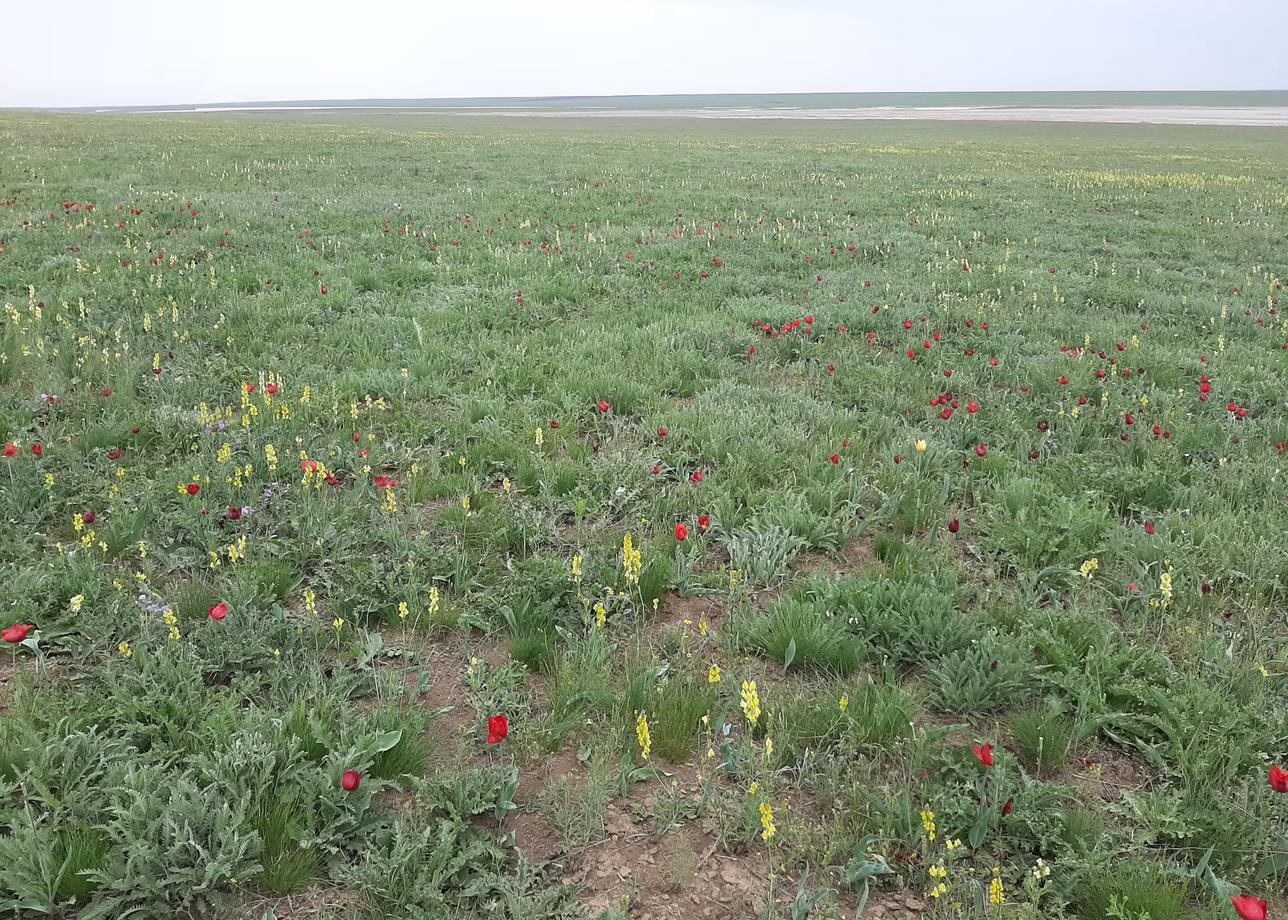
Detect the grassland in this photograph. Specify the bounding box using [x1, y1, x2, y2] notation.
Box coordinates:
[1, 112, 1286, 920]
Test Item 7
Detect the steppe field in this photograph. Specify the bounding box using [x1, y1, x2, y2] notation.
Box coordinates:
[1, 112, 1287, 920]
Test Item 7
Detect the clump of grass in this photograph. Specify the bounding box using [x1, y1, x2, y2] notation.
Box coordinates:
[648, 675, 716, 763]
[769, 680, 914, 767]
[252, 796, 319, 895]
[740, 598, 864, 675]
[1059, 807, 1105, 856]
[1010, 705, 1074, 776]
[1075, 860, 1192, 920]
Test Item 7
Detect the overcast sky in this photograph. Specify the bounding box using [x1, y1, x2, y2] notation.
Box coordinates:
[4, 0, 1286, 107]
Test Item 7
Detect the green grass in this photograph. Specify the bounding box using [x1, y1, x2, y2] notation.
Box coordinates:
[0, 112, 1286, 918]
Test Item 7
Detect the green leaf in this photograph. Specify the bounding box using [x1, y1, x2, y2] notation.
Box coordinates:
[783, 638, 797, 671]
[367, 731, 403, 755]
[1254, 849, 1288, 881]
[968, 807, 991, 849]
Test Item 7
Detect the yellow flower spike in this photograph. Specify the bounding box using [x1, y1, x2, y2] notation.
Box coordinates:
[622, 533, 642, 585]
[759, 802, 777, 841]
[739, 680, 762, 726]
[708, 664, 721, 684]
[635, 712, 652, 761]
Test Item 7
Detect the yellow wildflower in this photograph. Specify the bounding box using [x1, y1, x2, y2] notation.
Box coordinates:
[759, 802, 777, 841]
[622, 533, 642, 584]
[989, 873, 1005, 905]
[635, 711, 652, 761]
[740, 680, 762, 726]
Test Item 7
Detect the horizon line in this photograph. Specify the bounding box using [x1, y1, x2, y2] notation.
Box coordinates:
[9, 88, 1288, 113]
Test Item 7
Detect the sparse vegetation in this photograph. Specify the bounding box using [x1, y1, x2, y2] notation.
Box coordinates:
[0, 112, 1285, 919]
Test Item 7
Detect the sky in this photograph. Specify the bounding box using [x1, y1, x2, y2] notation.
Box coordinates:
[3, 0, 1286, 108]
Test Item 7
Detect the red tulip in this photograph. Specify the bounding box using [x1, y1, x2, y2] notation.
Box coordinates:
[1058, 376, 1069, 385]
[893, 454, 903, 464]
[227, 507, 242, 521]
[966, 402, 978, 414]
[975, 444, 988, 458]
[829, 453, 840, 464]
[30, 443, 42, 457]
[2, 443, 16, 458]
[487, 715, 508, 745]
[947, 518, 960, 534]
[1269, 764, 1288, 793]
[1230, 895, 1267, 920]
[3, 624, 34, 643]
[1001, 799, 1014, 816]
[186, 483, 201, 495]
[1143, 521, 1155, 536]
[82, 510, 96, 524]
[690, 469, 704, 484]
[674, 523, 689, 542]
[597, 400, 610, 413]
[209, 602, 228, 621]
[972, 742, 995, 768]
[657, 426, 668, 437]
[698, 515, 710, 530]
[107, 449, 123, 461]
[341, 770, 362, 792]
[266, 383, 278, 395]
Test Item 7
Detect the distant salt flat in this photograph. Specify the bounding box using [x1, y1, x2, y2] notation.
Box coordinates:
[123, 104, 1288, 126]
[447, 105, 1288, 126]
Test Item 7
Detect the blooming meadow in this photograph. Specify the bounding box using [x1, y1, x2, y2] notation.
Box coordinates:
[1, 113, 1286, 919]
